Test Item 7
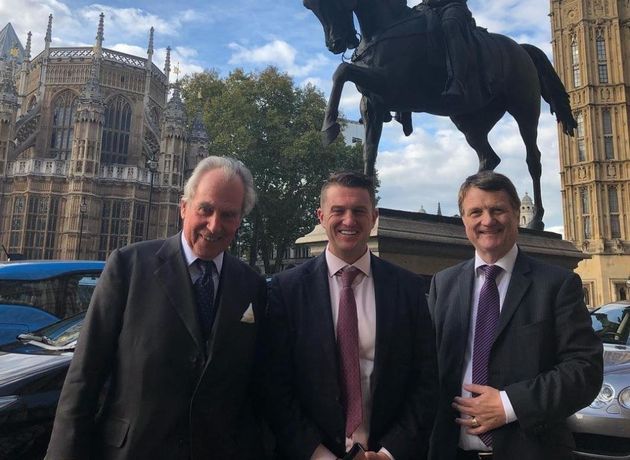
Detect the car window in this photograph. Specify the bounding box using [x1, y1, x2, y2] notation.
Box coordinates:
[0, 272, 100, 319]
[591, 305, 630, 346]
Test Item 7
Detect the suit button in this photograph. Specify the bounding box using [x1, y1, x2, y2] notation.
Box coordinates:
[335, 437, 343, 444]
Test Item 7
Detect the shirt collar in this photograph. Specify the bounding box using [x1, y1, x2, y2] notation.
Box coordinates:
[324, 245, 371, 278]
[474, 244, 518, 275]
[180, 232, 224, 275]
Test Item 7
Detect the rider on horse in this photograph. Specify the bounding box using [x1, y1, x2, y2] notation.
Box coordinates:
[422, 0, 475, 103]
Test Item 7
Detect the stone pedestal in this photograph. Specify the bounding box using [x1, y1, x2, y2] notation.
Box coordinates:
[297, 208, 587, 276]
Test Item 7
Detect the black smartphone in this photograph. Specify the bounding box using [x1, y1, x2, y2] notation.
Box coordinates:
[342, 443, 366, 460]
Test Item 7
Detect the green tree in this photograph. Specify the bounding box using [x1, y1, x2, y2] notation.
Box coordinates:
[181, 67, 362, 273]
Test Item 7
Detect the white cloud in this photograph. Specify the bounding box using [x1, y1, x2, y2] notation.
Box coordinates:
[227, 39, 330, 77]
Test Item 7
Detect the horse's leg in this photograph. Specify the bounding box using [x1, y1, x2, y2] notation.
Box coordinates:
[394, 111, 413, 136]
[506, 55, 545, 230]
[360, 95, 385, 177]
[451, 101, 506, 171]
[322, 63, 389, 146]
[510, 105, 545, 231]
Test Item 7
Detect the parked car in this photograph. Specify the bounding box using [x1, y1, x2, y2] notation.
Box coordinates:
[0, 260, 104, 345]
[568, 300, 630, 459]
[0, 312, 85, 459]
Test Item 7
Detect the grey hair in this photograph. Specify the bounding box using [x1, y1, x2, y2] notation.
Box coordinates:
[182, 156, 257, 216]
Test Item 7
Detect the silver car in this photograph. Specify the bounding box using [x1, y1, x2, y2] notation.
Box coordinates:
[568, 300, 630, 459]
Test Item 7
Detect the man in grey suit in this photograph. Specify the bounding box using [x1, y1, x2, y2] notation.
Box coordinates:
[428, 171, 602, 460]
[46, 156, 267, 460]
[264, 171, 437, 460]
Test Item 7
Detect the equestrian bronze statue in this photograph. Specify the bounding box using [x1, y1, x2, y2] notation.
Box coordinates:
[304, 0, 576, 230]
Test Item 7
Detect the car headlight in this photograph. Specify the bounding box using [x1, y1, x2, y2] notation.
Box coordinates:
[590, 382, 615, 408]
[0, 395, 20, 411]
[619, 387, 630, 410]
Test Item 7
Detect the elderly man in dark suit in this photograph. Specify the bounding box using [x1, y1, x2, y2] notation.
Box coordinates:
[428, 171, 602, 460]
[46, 156, 267, 460]
[264, 171, 438, 460]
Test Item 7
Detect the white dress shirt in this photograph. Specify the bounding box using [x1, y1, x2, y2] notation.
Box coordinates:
[459, 244, 519, 451]
[310, 247, 393, 460]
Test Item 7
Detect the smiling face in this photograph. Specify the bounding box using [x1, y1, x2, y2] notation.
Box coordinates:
[461, 187, 520, 264]
[180, 168, 244, 261]
[317, 184, 378, 264]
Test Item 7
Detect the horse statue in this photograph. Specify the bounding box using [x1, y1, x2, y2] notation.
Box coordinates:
[304, 0, 576, 230]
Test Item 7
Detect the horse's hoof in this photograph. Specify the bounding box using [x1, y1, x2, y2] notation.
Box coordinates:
[321, 123, 341, 147]
[527, 219, 545, 231]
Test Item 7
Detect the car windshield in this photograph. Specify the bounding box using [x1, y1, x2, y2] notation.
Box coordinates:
[0, 274, 99, 318]
[19, 313, 85, 349]
[591, 304, 630, 346]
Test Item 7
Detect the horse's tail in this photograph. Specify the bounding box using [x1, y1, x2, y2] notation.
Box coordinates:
[521, 43, 577, 137]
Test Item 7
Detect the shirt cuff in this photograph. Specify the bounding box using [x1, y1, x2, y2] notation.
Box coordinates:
[500, 390, 518, 424]
[310, 444, 338, 460]
[380, 446, 395, 460]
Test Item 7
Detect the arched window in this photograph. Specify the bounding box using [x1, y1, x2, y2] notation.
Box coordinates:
[101, 95, 132, 165]
[571, 38, 581, 88]
[596, 34, 608, 84]
[49, 90, 77, 160]
[575, 112, 585, 161]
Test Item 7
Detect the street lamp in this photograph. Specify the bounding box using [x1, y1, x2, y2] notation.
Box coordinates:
[77, 197, 87, 259]
[145, 157, 158, 240]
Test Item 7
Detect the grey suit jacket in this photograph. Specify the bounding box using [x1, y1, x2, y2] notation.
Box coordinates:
[264, 253, 438, 460]
[428, 250, 603, 460]
[46, 233, 267, 460]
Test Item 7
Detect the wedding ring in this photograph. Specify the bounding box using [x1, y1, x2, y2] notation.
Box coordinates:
[471, 417, 480, 428]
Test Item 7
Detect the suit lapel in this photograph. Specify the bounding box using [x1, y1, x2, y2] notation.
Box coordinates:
[206, 253, 250, 360]
[305, 255, 339, 380]
[155, 234, 204, 350]
[371, 256, 394, 392]
[457, 260, 475, 341]
[496, 252, 532, 339]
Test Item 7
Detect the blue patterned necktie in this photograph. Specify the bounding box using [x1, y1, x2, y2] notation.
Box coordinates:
[472, 264, 502, 447]
[193, 259, 215, 340]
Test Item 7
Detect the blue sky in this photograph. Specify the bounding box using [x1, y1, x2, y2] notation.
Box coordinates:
[2, 0, 568, 233]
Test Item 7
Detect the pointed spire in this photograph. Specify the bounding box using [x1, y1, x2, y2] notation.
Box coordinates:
[95, 12, 104, 49]
[164, 46, 171, 75]
[45, 14, 53, 47]
[147, 27, 154, 57]
[25, 31, 31, 60]
[437, 202, 442, 216]
[164, 81, 186, 127]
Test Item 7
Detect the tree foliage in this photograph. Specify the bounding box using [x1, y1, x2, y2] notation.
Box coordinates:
[181, 67, 363, 273]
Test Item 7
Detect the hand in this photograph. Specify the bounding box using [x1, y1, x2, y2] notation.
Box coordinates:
[452, 384, 506, 434]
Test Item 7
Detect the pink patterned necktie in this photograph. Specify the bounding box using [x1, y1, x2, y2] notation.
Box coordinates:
[472, 264, 502, 447]
[337, 265, 362, 438]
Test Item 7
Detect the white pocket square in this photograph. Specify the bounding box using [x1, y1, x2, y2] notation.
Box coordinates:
[240, 303, 255, 323]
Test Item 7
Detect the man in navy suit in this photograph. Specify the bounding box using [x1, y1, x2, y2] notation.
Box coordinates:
[428, 171, 602, 460]
[264, 171, 438, 460]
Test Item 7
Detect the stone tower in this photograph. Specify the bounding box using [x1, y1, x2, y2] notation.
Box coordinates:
[550, 0, 629, 306]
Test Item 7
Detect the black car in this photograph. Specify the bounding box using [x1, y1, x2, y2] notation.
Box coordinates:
[0, 313, 84, 460]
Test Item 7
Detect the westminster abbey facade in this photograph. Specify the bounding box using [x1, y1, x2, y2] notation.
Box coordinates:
[0, 15, 209, 261]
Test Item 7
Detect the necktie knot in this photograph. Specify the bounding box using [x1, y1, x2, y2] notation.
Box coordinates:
[197, 259, 215, 285]
[480, 264, 502, 281]
[340, 266, 361, 288]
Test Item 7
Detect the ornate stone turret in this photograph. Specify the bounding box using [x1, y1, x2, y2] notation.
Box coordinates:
[185, 110, 209, 179]
[160, 82, 187, 187]
[164, 46, 171, 92]
[70, 14, 106, 180]
[520, 192, 535, 228]
[0, 63, 18, 175]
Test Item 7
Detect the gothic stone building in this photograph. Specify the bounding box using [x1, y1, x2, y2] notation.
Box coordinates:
[0, 15, 209, 261]
[550, 0, 630, 306]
